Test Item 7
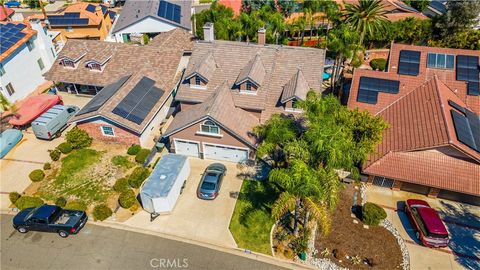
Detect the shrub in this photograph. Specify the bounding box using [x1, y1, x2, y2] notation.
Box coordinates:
[49, 149, 61, 161]
[9, 192, 21, 204]
[15, 196, 44, 210]
[111, 155, 134, 168]
[57, 142, 73, 154]
[43, 162, 51, 170]
[127, 144, 141, 155]
[65, 127, 92, 149]
[92, 204, 113, 221]
[29, 169, 45, 182]
[128, 167, 150, 188]
[113, 178, 129, 192]
[118, 189, 136, 209]
[64, 200, 87, 211]
[152, 157, 160, 168]
[135, 148, 150, 164]
[291, 233, 309, 254]
[370, 58, 387, 71]
[362, 202, 387, 226]
[55, 197, 67, 207]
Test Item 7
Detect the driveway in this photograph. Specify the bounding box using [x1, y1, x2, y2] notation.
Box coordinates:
[123, 157, 244, 247]
[0, 92, 91, 210]
[367, 186, 480, 270]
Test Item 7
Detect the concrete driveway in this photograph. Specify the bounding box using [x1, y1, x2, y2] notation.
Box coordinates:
[123, 157, 244, 248]
[367, 186, 480, 270]
[0, 92, 91, 210]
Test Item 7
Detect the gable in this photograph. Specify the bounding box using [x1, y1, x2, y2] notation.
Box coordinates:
[113, 16, 177, 34]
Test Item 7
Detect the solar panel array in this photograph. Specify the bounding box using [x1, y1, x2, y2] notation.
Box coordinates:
[456, 55, 479, 96]
[112, 77, 164, 125]
[0, 23, 26, 54]
[158, 0, 181, 24]
[86, 4, 96, 13]
[357, 77, 400, 104]
[48, 13, 89, 26]
[451, 108, 480, 153]
[76, 75, 131, 116]
[398, 50, 421, 76]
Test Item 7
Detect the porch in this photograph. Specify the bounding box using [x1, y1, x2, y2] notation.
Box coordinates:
[56, 82, 103, 95]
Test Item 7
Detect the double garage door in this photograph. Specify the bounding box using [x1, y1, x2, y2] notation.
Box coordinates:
[174, 140, 248, 163]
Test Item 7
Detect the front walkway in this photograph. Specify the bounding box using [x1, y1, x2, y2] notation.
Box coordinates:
[367, 185, 480, 270]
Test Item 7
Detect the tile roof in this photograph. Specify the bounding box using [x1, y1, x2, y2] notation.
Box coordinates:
[0, 7, 14, 21]
[364, 77, 480, 195]
[175, 40, 325, 122]
[111, 0, 192, 34]
[338, 0, 427, 21]
[148, 28, 195, 51]
[281, 68, 310, 103]
[0, 22, 36, 62]
[184, 51, 217, 82]
[348, 43, 480, 115]
[47, 3, 110, 26]
[235, 53, 266, 86]
[163, 81, 260, 147]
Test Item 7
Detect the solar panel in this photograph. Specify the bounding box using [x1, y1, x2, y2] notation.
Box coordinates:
[63, 12, 80, 18]
[465, 110, 480, 150]
[456, 55, 480, 96]
[158, 0, 181, 24]
[468, 82, 479, 96]
[48, 17, 89, 26]
[86, 4, 96, 13]
[76, 75, 131, 116]
[112, 77, 165, 125]
[448, 100, 466, 114]
[357, 89, 378, 104]
[100, 5, 107, 14]
[357, 77, 399, 104]
[398, 50, 421, 76]
[0, 23, 28, 54]
[451, 109, 480, 152]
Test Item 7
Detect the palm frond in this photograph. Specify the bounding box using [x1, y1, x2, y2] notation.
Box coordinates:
[303, 197, 331, 237]
[271, 192, 296, 221]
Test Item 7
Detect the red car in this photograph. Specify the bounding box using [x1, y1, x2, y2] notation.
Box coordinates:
[404, 199, 449, 248]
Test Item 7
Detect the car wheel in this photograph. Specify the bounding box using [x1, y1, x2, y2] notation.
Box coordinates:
[17, 227, 27, 233]
[58, 230, 69, 238]
[415, 231, 420, 240]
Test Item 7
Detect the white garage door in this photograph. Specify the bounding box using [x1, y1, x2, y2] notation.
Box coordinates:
[174, 140, 200, 157]
[204, 144, 248, 163]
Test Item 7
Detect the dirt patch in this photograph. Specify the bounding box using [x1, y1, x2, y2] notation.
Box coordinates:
[314, 185, 403, 269]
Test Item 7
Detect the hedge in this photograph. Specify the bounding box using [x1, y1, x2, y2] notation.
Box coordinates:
[29, 169, 45, 182]
[65, 200, 87, 211]
[55, 197, 67, 207]
[362, 202, 387, 226]
[65, 127, 92, 149]
[128, 167, 150, 188]
[113, 178, 130, 192]
[369, 58, 387, 71]
[50, 149, 61, 161]
[127, 144, 141, 155]
[57, 142, 73, 154]
[9, 192, 21, 204]
[43, 162, 51, 170]
[15, 196, 44, 210]
[93, 204, 113, 221]
[118, 189, 136, 209]
[135, 149, 150, 164]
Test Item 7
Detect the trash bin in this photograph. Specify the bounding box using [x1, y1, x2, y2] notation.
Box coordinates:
[155, 142, 164, 151]
[299, 252, 307, 261]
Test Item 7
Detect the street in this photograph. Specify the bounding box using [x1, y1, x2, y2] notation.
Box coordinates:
[0, 215, 288, 270]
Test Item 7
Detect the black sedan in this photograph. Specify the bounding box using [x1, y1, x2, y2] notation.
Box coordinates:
[197, 163, 227, 200]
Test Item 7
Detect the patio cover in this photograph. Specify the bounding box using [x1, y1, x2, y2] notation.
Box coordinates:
[9, 94, 62, 126]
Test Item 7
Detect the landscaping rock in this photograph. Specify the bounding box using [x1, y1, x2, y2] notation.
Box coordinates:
[381, 219, 410, 270]
[353, 219, 358, 224]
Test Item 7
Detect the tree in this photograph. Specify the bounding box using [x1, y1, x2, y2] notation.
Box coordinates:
[433, 0, 480, 39]
[193, 2, 239, 40]
[429, 29, 480, 50]
[277, 0, 299, 18]
[327, 25, 359, 89]
[402, 0, 429, 12]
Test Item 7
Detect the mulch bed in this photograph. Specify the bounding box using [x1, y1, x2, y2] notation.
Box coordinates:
[314, 184, 403, 269]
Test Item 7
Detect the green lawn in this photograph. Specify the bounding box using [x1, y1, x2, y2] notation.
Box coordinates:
[229, 180, 279, 255]
[37, 149, 112, 204]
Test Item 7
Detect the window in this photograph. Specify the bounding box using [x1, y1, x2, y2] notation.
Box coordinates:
[37, 58, 45, 70]
[101, 126, 115, 136]
[427, 53, 454, 69]
[26, 39, 35, 51]
[66, 26, 73, 32]
[195, 76, 202, 85]
[62, 59, 75, 68]
[245, 81, 252, 91]
[87, 62, 102, 71]
[201, 120, 219, 134]
[292, 99, 299, 108]
[6, 83, 15, 96]
[0, 63, 5, 76]
[50, 48, 56, 58]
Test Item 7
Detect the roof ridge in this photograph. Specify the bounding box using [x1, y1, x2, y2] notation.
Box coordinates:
[432, 75, 452, 145]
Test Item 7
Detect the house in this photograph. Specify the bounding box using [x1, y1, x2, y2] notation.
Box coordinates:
[109, 0, 192, 43]
[45, 29, 194, 146]
[423, 0, 480, 29]
[218, 0, 242, 16]
[162, 23, 325, 163]
[347, 43, 480, 205]
[0, 6, 14, 22]
[0, 20, 56, 104]
[43, 2, 114, 42]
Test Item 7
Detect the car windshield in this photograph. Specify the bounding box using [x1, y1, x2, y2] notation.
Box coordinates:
[201, 181, 216, 191]
[204, 172, 218, 182]
[24, 207, 40, 221]
[428, 232, 448, 238]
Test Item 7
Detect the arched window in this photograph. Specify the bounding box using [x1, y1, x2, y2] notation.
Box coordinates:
[86, 62, 102, 71]
[201, 120, 219, 134]
[61, 59, 75, 68]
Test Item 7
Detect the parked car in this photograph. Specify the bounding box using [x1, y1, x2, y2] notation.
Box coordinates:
[4, 1, 21, 8]
[0, 129, 23, 158]
[197, 163, 226, 200]
[404, 199, 449, 248]
[12, 204, 88, 238]
[31, 105, 79, 140]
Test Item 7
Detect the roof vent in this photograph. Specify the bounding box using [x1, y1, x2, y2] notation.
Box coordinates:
[160, 174, 167, 180]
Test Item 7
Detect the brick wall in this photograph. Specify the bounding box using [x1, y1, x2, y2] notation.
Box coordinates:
[77, 121, 139, 145]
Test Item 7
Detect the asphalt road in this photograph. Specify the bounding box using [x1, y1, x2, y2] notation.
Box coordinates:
[0, 215, 288, 270]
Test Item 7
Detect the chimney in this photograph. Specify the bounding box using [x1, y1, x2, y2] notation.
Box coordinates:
[203, 22, 214, 42]
[258, 27, 266, 46]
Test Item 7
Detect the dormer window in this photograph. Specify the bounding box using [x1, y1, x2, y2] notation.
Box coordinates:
[246, 81, 252, 91]
[285, 98, 303, 113]
[195, 76, 202, 86]
[61, 59, 76, 68]
[86, 62, 103, 71]
[201, 120, 219, 134]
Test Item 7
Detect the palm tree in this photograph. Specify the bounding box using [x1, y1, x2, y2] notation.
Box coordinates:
[327, 25, 359, 89]
[343, 0, 388, 64]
